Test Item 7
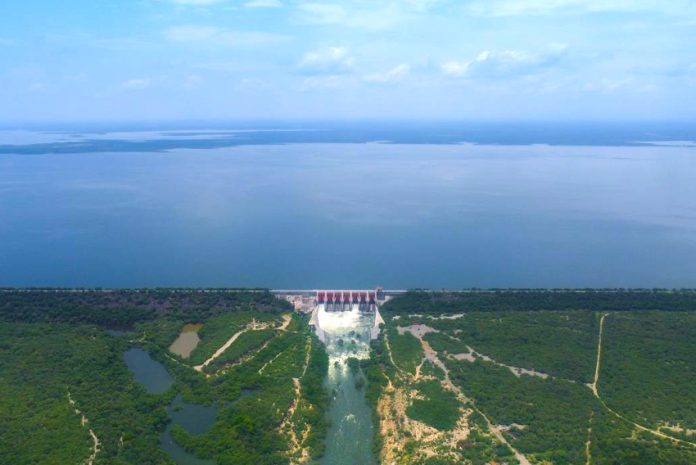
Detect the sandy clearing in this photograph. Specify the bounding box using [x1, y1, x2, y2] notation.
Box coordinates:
[397, 324, 439, 338]
[429, 313, 466, 320]
[660, 424, 696, 436]
[452, 345, 552, 380]
[414, 336, 531, 465]
[382, 325, 531, 465]
[278, 313, 292, 331]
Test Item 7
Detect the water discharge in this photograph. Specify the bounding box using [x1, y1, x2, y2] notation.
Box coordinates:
[317, 305, 377, 465]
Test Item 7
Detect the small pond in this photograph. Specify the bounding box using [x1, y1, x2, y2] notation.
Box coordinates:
[160, 394, 217, 465]
[168, 394, 217, 435]
[123, 348, 173, 394]
[169, 323, 203, 358]
[160, 428, 215, 465]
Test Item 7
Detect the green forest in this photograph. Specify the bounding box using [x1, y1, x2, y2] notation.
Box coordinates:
[374, 290, 696, 465]
[0, 290, 326, 465]
[1, 289, 695, 465]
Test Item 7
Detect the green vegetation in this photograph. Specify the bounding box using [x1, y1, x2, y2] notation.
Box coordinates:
[405, 380, 460, 431]
[459, 412, 519, 465]
[360, 338, 390, 458]
[3, 288, 696, 465]
[387, 328, 424, 375]
[0, 289, 288, 326]
[0, 289, 325, 465]
[378, 290, 696, 465]
[203, 328, 277, 373]
[384, 289, 696, 314]
[0, 323, 170, 465]
[187, 312, 281, 365]
[447, 358, 595, 464]
[600, 312, 696, 432]
[421, 311, 598, 383]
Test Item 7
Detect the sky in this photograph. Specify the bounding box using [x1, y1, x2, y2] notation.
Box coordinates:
[0, 0, 695, 122]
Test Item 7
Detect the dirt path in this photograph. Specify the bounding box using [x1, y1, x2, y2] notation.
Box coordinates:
[281, 335, 313, 464]
[278, 313, 292, 331]
[590, 313, 609, 397]
[386, 328, 532, 465]
[598, 396, 696, 448]
[258, 352, 283, 375]
[194, 314, 291, 372]
[301, 336, 312, 377]
[457, 345, 553, 381]
[585, 411, 594, 465]
[67, 391, 101, 465]
[194, 328, 249, 372]
[419, 339, 531, 465]
[383, 332, 406, 377]
[588, 313, 696, 449]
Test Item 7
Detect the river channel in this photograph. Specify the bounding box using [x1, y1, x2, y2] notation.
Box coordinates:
[316, 305, 377, 465]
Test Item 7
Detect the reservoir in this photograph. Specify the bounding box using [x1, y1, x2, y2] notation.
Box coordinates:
[2, 125, 696, 288]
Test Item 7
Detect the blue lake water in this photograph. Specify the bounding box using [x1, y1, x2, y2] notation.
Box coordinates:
[160, 394, 217, 465]
[123, 348, 174, 394]
[1, 124, 696, 288]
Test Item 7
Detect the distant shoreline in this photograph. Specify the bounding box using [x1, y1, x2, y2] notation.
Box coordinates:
[2, 287, 696, 293]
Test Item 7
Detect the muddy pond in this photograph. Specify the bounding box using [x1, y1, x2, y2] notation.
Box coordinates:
[169, 323, 203, 358]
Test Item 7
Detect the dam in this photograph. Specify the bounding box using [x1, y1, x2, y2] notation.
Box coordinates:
[272, 288, 394, 343]
[272, 289, 393, 465]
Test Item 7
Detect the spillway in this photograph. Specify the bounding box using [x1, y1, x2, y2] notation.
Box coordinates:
[316, 304, 378, 465]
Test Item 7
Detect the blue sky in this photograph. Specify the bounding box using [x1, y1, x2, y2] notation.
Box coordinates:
[0, 0, 694, 122]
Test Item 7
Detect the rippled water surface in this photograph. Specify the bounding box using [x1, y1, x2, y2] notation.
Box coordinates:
[1, 126, 696, 288]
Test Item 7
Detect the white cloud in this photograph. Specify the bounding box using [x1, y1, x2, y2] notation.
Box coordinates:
[167, 0, 228, 5]
[465, 0, 692, 17]
[183, 74, 203, 88]
[91, 37, 149, 51]
[295, 2, 423, 30]
[301, 75, 349, 90]
[442, 45, 568, 79]
[244, 0, 282, 7]
[441, 61, 468, 77]
[164, 26, 219, 41]
[297, 3, 347, 23]
[585, 79, 629, 92]
[298, 46, 355, 74]
[122, 78, 150, 90]
[365, 64, 411, 83]
[163, 26, 290, 46]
